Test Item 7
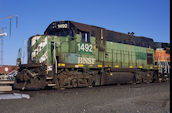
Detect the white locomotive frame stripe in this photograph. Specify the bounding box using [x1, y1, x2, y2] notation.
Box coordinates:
[31, 36, 41, 46]
[32, 37, 47, 58]
[39, 51, 48, 63]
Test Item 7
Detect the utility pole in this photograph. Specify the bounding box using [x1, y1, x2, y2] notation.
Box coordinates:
[0, 31, 7, 65]
[0, 15, 18, 65]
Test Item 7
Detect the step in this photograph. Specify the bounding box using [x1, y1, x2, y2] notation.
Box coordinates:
[46, 76, 54, 80]
[47, 84, 56, 86]
[0, 86, 12, 92]
[0, 80, 14, 85]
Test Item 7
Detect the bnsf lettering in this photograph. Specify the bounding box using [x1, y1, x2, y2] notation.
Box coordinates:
[78, 57, 95, 64]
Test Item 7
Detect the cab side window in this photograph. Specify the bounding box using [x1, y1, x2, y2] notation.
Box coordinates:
[147, 53, 153, 64]
[81, 32, 90, 43]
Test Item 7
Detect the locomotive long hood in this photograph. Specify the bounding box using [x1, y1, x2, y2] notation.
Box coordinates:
[44, 20, 155, 49]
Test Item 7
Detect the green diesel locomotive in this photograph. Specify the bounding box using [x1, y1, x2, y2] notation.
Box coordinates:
[14, 21, 159, 90]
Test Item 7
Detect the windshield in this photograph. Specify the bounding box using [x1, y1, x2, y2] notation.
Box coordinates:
[46, 28, 74, 37]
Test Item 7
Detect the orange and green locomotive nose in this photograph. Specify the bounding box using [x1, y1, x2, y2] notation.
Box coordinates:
[155, 49, 170, 62]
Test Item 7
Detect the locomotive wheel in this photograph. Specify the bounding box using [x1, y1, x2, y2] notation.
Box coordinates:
[143, 72, 153, 83]
[161, 74, 168, 82]
[71, 79, 78, 87]
[58, 73, 67, 88]
[55, 71, 73, 88]
[54, 70, 97, 89]
[77, 78, 88, 87]
[135, 72, 142, 84]
[87, 77, 95, 87]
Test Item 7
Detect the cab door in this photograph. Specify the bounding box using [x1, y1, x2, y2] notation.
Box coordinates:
[51, 42, 59, 73]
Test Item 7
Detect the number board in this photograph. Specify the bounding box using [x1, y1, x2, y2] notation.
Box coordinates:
[57, 24, 68, 28]
[76, 42, 93, 54]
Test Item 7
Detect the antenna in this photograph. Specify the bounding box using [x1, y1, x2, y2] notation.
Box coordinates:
[101, 29, 103, 40]
[131, 32, 135, 36]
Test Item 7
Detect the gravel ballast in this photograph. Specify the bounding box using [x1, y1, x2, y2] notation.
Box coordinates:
[0, 82, 170, 113]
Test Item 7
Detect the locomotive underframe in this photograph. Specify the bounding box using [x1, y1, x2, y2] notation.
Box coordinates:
[14, 63, 161, 90]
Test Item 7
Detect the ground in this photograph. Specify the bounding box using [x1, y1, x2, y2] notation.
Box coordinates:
[0, 82, 170, 113]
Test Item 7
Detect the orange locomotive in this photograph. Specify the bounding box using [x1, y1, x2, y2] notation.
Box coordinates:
[154, 42, 170, 81]
[155, 48, 170, 62]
